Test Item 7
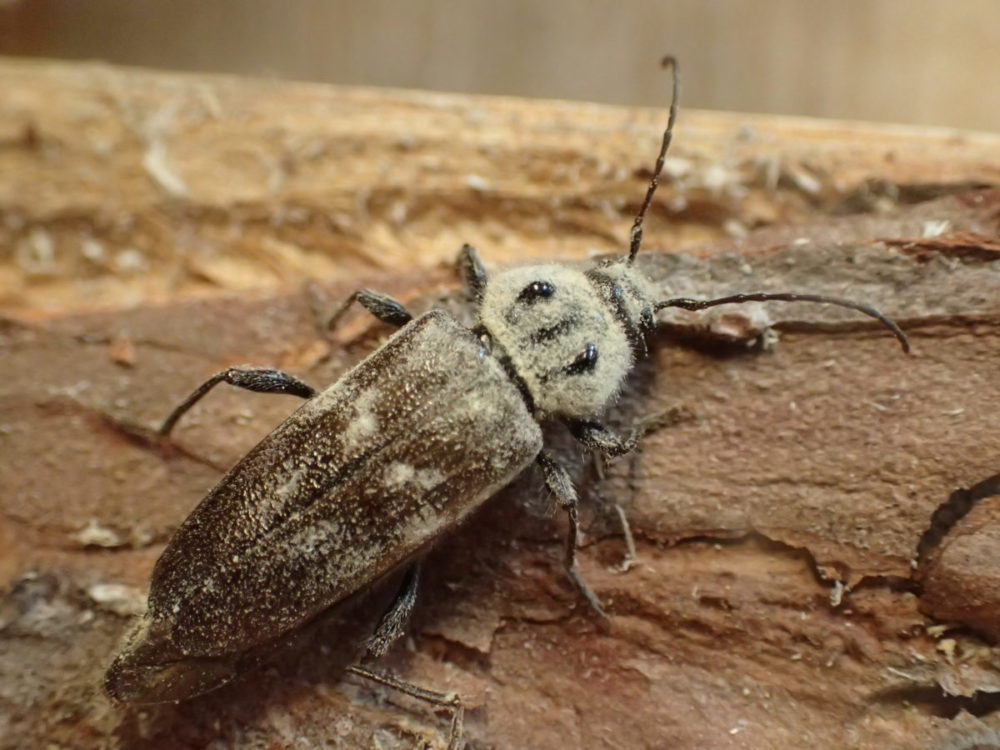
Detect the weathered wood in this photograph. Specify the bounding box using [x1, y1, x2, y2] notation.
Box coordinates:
[2, 57, 999, 314]
[2, 59, 1000, 750]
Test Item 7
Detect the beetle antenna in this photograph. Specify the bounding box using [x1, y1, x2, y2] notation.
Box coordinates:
[627, 55, 680, 266]
[655, 292, 911, 353]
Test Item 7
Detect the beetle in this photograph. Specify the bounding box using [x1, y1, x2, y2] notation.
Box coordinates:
[104, 57, 910, 747]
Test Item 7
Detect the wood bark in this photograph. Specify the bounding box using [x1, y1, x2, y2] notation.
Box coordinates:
[1, 58, 1000, 750]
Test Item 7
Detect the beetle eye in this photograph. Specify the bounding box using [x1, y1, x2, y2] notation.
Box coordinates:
[517, 281, 555, 303]
[565, 343, 598, 375]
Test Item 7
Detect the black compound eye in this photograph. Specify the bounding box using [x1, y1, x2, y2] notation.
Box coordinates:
[639, 307, 655, 332]
[565, 343, 599, 375]
[517, 280, 555, 304]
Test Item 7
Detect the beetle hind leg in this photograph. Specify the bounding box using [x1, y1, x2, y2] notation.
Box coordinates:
[346, 665, 464, 750]
[364, 561, 421, 659]
[537, 453, 608, 619]
[159, 367, 317, 437]
[347, 562, 463, 748]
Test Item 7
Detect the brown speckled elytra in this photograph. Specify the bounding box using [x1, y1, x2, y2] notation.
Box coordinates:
[104, 58, 910, 748]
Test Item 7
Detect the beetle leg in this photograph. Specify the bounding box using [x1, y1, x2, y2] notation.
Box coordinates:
[537, 453, 608, 619]
[346, 665, 464, 750]
[350, 563, 463, 746]
[364, 561, 421, 659]
[567, 407, 690, 460]
[456, 243, 487, 301]
[159, 367, 317, 437]
[566, 420, 640, 459]
[326, 289, 413, 332]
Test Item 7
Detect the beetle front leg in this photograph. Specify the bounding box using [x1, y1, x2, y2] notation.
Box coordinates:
[326, 289, 413, 333]
[537, 452, 608, 619]
[159, 367, 317, 437]
[568, 407, 690, 460]
[567, 420, 639, 459]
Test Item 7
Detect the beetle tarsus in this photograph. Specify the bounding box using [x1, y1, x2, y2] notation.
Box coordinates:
[346, 664, 465, 750]
[158, 367, 317, 437]
[537, 453, 608, 620]
[612, 503, 639, 574]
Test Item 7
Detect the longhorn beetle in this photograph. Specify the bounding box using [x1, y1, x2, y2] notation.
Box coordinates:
[105, 57, 910, 748]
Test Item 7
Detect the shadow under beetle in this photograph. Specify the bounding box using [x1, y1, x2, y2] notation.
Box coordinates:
[105, 58, 910, 748]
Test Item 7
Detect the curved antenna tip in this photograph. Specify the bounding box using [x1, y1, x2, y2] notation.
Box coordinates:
[654, 292, 911, 353]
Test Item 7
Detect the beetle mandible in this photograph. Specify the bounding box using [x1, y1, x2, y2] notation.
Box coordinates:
[105, 57, 910, 747]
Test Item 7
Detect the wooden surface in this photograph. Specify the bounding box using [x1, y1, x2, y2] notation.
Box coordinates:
[2, 57, 999, 316]
[1, 58, 1000, 750]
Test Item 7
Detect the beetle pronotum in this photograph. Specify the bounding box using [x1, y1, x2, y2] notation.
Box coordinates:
[105, 58, 909, 748]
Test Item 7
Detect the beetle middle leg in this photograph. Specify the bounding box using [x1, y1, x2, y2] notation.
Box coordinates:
[537, 452, 608, 619]
[456, 243, 487, 301]
[159, 367, 317, 437]
[572, 410, 690, 574]
[326, 289, 413, 333]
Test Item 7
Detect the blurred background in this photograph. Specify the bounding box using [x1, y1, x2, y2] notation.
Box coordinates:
[1, 0, 997, 131]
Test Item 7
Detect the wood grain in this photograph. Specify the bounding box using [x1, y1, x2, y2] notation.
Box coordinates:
[2, 57, 999, 314]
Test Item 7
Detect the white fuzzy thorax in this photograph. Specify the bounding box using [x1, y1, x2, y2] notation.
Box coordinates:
[478, 262, 653, 419]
